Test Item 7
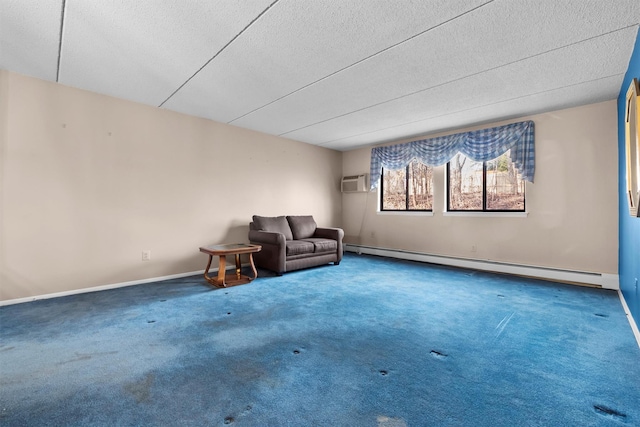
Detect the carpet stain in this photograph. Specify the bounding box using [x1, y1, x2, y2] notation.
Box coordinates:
[60, 354, 91, 364]
[231, 364, 265, 382]
[379, 370, 389, 376]
[377, 415, 407, 427]
[124, 373, 155, 404]
[593, 404, 627, 421]
[223, 404, 253, 425]
[58, 351, 118, 365]
[430, 350, 448, 360]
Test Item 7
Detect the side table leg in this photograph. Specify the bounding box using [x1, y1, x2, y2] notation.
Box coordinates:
[216, 255, 227, 287]
[235, 254, 242, 279]
[248, 253, 258, 280]
[203, 255, 215, 286]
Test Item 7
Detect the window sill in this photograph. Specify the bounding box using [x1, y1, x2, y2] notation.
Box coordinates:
[443, 211, 528, 218]
[377, 211, 434, 217]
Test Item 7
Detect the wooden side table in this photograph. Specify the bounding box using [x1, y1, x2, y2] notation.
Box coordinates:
[199, 243, 262, 288]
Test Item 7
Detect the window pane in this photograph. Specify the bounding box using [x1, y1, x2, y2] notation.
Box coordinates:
[448, 153, 482, 210]
[382, 168, 406, 210]
[486, 151, 525, 211]
[408, 160, 433, 210]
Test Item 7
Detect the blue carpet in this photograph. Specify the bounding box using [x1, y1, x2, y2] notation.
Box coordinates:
[1, 253, 639, 426]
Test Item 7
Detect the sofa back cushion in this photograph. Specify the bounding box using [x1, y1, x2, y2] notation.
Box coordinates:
[287, 215, 317, 240]
[252, 215, 293, 240]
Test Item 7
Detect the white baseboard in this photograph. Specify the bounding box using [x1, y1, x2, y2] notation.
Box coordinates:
[618, 290, 640, 350]
[0, 269, 207, 307]
[345, 244, 620, 290]
[0, 258, 268, 307]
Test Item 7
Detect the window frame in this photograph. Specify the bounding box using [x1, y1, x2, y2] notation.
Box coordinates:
[445, 155, 526, 213]
[380, 163, 433, 212]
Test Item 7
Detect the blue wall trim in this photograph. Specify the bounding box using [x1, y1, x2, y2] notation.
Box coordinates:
[618, 28, 640, 326]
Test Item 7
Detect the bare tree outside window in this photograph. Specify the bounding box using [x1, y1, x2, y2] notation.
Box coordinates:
[382, 168, 406, 210]
[486, 151, 525, 210]
[381, 160, 433, 211]
[448, 153, 482, 210]
[447, 150, 525, 211]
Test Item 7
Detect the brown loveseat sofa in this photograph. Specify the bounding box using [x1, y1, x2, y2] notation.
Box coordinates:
[248, 215, 344, 275]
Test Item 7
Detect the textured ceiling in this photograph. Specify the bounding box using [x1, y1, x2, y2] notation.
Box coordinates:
[1, 0, 639, 151]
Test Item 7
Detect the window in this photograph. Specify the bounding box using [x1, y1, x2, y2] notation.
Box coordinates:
[381, 160, 433, 211]
[447, 150, 525, 211]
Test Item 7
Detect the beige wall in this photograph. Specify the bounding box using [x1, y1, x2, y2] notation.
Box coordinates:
[342, 100, 619, 275]
[0, 70, 619, 301]
[0, 70, 343, 301]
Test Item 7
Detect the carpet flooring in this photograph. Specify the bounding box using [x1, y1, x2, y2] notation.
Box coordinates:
[1, 253, 639, 426]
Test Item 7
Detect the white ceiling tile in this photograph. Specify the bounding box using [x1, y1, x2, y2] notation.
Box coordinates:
[59, 0, 274, 106]
[1, 0, 638, 151]
[233, 1, 640, 139]
[284, 27, 634, 146]
[0, 0, 62, 81]
[162, 0, 491, 122]
[319, 75, 623, 151]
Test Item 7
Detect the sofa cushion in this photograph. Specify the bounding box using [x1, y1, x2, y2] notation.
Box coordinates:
[286, 240, 315, 256]
[302, 238, 337, 253]
[286, 215, 317, 240]
[252, 215, 293, 240]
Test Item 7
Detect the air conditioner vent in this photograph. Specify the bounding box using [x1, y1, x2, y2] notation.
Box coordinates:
[341, 174, 368, 193]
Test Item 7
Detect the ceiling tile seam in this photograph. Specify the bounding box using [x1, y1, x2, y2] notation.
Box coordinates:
[55, 0, 67, 82]
[320, 72, 623, 147]
[226, 0, 496, 125]
[157, 0, 280, 108]
[317, 73, 624, 147]
[279, 24, 639, 138]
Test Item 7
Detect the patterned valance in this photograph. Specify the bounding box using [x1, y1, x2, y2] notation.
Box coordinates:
[370, 120, 535, 190]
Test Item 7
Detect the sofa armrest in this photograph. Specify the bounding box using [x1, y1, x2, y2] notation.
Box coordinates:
[314, 227, 344, 262]
[248, 230, 286, 246]
[314, 227, 344, 241]
[248, 230, 287, 274]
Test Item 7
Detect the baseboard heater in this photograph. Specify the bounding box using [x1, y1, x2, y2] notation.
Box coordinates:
[344, 244, 619, 290]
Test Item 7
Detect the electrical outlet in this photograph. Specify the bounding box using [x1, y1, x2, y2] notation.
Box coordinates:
[142, 250, 151, 261]
[471, 245, 477, 253]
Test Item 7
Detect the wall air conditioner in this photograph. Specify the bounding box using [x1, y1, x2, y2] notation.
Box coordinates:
[341, 174, 368, 193]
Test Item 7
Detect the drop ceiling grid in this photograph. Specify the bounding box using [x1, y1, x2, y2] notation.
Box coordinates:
[281, 27, 635, 145]
[225, 0, 494, 123]
[58, 0, 274, 106]
[0, 0, 63, 82]
[162, 0, 492, 124]
[231, 1, 640, 139]
[319, 76, 623, 151]
[289, 71, 623, 149]
[1, 1, 639, 152]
